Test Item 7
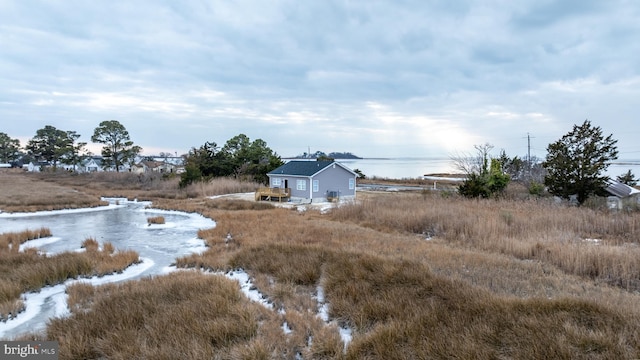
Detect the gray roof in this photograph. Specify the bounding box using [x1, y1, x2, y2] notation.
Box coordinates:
[606, 180, 640, 198]
[268, 161, 341, 177]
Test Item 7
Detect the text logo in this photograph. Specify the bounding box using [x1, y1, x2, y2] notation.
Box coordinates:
[1, 341, 58, 360]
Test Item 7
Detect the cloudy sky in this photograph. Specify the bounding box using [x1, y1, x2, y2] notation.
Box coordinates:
[1, 1, 639, 159]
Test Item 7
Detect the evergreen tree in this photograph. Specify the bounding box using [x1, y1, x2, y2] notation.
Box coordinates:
[60, 131, 89, 170]
[180, 135, 283, 187]
[0, 132, 20, 163]
[91, 120, 141, 172]
[26, 125, 76, 170]
[543, 120, 618, 204]
[617, 170, 638, 186]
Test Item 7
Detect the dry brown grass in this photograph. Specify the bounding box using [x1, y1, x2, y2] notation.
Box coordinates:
[30, 171, 185, 201]
[330, 192, 640, 291]
[325, 253, 639, 359]
[0, 231, 140, 322]
[4, 173, 640, 358]
[0, 171, 263, 212]
[0, 227, 51, 252]
[151, 196, 640, 358]
[50, 271, 266, 360]
[183, 177, 263, 198]
[0, 172, 106, 212]
[81, 239, 140, 276]
[146, 215, 165, 225]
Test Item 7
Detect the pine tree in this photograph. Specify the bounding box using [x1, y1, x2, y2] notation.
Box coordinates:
[543, 120, 618, 204]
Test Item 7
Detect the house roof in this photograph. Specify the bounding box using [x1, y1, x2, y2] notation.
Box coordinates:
[606, 179, 640, 198]
[140, 160, 165, 168]
[268, 160, 355, 177]
[82, 157, 103, 166]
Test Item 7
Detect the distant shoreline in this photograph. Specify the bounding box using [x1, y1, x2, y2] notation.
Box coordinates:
[282, 156, 453, 161]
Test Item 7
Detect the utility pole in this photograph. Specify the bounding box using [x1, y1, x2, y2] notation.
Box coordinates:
[526, 133, 535, 180]
[527, 133, 531, 166]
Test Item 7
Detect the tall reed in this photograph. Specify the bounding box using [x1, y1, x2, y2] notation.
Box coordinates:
[183, 177, 262, 198]
[330, 193, 640, 291]
[49, 272, 263, 359]
[0, 227, 51, 252]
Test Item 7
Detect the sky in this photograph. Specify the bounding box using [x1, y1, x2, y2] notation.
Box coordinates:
[1, 0, 639, 159]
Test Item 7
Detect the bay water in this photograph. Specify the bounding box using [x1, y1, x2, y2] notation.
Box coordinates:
[334, 157, 640, 180]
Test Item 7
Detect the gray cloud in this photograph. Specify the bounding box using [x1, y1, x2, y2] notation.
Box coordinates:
[1, 0, 639, 160]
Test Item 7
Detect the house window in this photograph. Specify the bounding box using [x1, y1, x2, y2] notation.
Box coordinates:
[272, 178, 281, 187]
[349, 178, 355, 190]
[296, 180, 306, 191]
[313, 180, 319, 192]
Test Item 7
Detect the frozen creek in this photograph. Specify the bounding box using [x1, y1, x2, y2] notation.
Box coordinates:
[0, 198, 353, 350]
[0, 198, 215, 339]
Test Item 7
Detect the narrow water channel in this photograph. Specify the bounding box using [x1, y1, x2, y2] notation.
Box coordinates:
[0, 198, 216, 339]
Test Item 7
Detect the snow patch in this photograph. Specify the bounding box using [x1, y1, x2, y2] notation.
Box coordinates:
[224, 269, 273, 310]
[140, 222, 177, 229]
[282, 321, 293, 335]
[0, 203, 122, 218]
[19, 237, 62, 252]
[583, 238, 602, 245]
[315, 285, 353, 350]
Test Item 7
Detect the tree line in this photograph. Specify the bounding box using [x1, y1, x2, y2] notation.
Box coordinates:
[0, 121, 283, 186]
[0, 120, 141, 172]
[3, 119, 633, 204]
[179, 134, 283, 187]
[457, 120, 634, 205]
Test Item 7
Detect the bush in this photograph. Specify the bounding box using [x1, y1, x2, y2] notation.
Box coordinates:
[528, 181, 545, 196]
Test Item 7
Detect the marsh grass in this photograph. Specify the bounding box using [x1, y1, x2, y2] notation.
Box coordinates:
[0, 231, 140, 322]
[183, 177, 262, 198]
[0, 172, 106, 212]
[146, 215, 165, 225]
[324, 252, 639, 359]
[50, 272, 264, 359]
[5, 173, 640, 357]
[330, 192, 640, 291]
[202, 198, 275, 211]
[80, 238, 99, 252]
[0, 227, 51, 252]
[152, 193, 640, 358]
[0, 172, 261, 211]
[30, 171, 184, 200]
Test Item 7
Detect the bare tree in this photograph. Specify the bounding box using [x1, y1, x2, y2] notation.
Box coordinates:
[452, 143, 494, 176]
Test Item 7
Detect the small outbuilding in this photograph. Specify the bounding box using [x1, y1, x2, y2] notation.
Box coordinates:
[605, 179, 640, 210]
[260, 160, 357, 203]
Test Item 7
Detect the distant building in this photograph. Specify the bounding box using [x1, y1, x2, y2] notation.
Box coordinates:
[605, 179, 640, 210]
[83, 157, 103, 172]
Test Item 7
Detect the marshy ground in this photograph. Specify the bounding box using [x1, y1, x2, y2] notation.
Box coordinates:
[1, 170, 640, 359]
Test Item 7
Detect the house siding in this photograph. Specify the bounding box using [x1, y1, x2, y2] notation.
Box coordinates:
[270, 176, 309, 199]
[268, 162, 356, 203]
[312, 163, 356, 202]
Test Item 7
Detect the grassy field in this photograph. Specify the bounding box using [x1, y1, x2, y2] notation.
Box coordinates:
[1, 170, 640, 358]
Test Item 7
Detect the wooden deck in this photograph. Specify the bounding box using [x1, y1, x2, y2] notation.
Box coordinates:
[255, 187, 291, 202]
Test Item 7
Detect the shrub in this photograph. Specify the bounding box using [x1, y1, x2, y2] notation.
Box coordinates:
[528, 181, 545, 196]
